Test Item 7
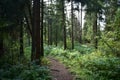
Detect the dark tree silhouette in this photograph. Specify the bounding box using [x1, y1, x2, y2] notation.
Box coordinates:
[71, 0, 74, 49]
[41, 0, 44, 56]
[33, 0, 41, 64]
[20, 21, 24, 56]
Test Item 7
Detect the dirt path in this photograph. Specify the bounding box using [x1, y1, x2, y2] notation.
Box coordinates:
[48, 57, 74, 80]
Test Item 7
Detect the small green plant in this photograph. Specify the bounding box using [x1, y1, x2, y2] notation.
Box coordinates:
[41, 57, 51, 66]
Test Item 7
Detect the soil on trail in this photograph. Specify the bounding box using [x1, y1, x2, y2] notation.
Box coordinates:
[48, 57, 74, 80]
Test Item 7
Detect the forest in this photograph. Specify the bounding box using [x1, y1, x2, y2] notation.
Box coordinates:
[0, 0, 120, 80]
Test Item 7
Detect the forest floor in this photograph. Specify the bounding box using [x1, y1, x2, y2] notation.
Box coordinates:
[48, 57, 74, 80]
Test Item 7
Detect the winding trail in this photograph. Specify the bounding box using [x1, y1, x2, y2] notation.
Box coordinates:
[48, 57, 74, 80]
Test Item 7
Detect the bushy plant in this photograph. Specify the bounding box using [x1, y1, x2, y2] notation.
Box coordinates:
[24, 46, 31, 60]
[0, 63, 52, 80]
[77, 51, 120, 80]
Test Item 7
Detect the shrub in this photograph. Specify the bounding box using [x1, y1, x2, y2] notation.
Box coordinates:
[0, 63, 52, 80]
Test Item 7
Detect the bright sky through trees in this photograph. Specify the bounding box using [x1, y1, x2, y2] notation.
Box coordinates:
[44, 0, 85, 28]
[44, 0, 105, 30]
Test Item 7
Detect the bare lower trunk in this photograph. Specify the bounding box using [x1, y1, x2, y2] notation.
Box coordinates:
[93, 13, 98, 49]
[79, 4, 82, 43]
[20, 21, 24, 56]
[62, 0, 67, 49]
[49, 20, 52, 45]
[41, 0, 44, 56]
[0, 33, 4, 57]
[33, 0, 41, 64]
[55, 25, 58, 46]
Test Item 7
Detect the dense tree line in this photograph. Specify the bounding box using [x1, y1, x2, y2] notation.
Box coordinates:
[0, 0, 120, 65]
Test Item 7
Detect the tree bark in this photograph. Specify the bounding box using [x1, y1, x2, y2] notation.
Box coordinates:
[79, 3, 82, 43]
[62, 0, 67, 49]
[49, 18, 52, 45]
[48, 0, 50, 45]
[25, 14, 32, 36]
[33, 0, 41, 64]
[0, 33, 4, 57]
[71, 0, 74, 49]
[31, 1, 36, 61]
[40, 0, 44, 56]
[55, 25, 58, 46]
[20, 21, 24, 57]
[93, 12, 98, 49]
[48, 19, 50, 45]
[45, 20, 47, 43]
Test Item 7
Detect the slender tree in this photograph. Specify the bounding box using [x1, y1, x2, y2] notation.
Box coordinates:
[62, 0, 67, 49]
[54, 16, 58, 46]
[93, 12, 98, 49]
[0, 32, 4, 57]
[44, 18, 47, 43]
[48, 0, 52, 45]
[31, 0, 36, 61]
[20, 21, 24, 56]
[49, 18, 53, 45]
[80, 3, 82, 43]
[41, 0, 44, 56]
[71, 0, 74, 49]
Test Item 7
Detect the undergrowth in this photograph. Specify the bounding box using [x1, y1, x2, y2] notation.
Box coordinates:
[0, 63, 51, 80]
[45, 45, 120, 80]
[0, 46, 52, 80]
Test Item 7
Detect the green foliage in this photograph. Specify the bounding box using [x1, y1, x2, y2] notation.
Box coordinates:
[24, 46, 31, 60]
[45, 45, 120, 80]
[0, 63, 52, 80]
[41, 57, 51, 66]
[97, 1, 120, 57]
[66, 39, 72, 49]
[99, 31, 120, 56]
[83, 13, 94, 43]
[0, 46, 52, 80]
[44, 45, 53, 56]
[74, 44, 95, 54]
[0, 41, 20, 65]
[76, 51, 120, 80]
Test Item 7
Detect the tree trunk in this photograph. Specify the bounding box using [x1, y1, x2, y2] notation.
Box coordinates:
[28, 34, 31, 46]
[0, 33, 4, 57]
[49, 19, 52, 45]
[93, 13, 98, 49]
[79, 3, 82, 43]
[48, 0, 50, 45]
[48, 20, 50, 45]
[55, 25, 58, 46]
[33, 0, 41, 64]
[31, 29, 35, 61]
[71, 0, 74, 49]
[20, 21, 24, 57]
[31, 1, 36, 61]
[62, 0, 67, 49]
[41, 0, 44, 56]
[45, 19, 47, 43]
